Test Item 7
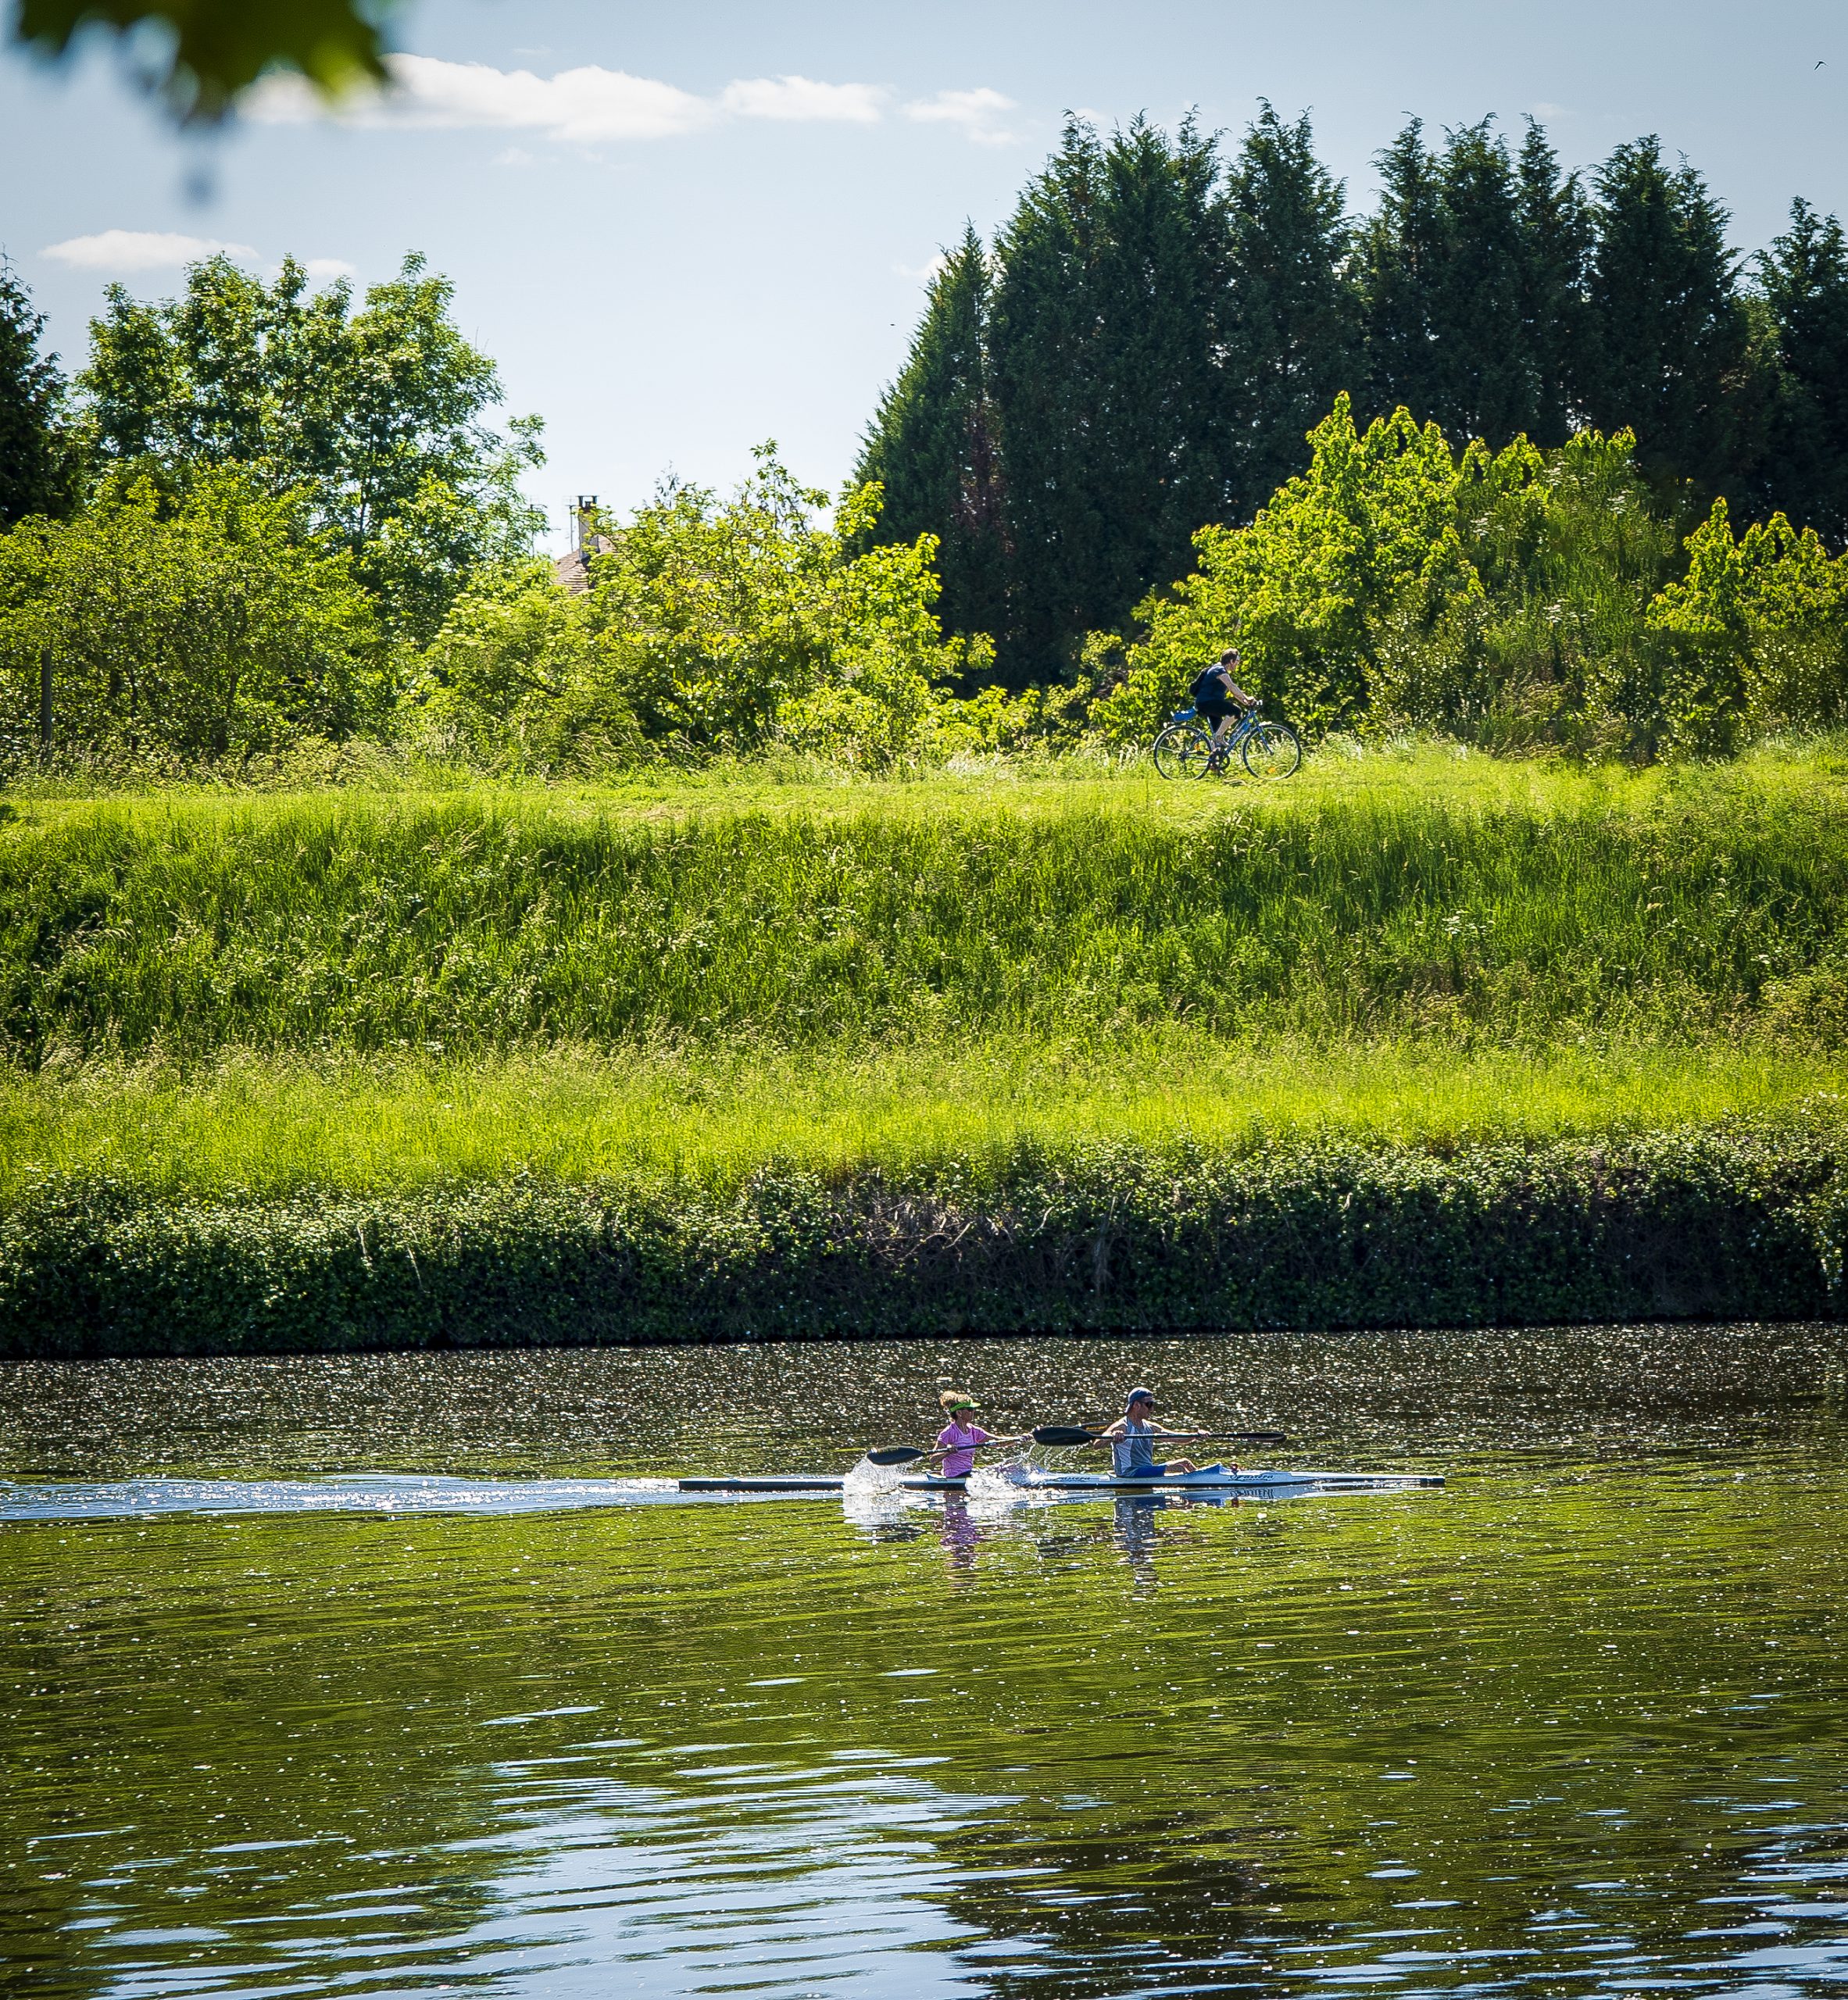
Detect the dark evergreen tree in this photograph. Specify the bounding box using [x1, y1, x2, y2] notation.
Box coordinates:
[0, 256, 74, 526]
[1757, 199, 1848, 546]
[852, 227, 1007, 645]
[1359, 120, 1449, 428]
[1429, 120, 1539, 441]
[1221, 103, 1359, 515]
[1578, 137, 1751, 489]
[1363, 117, 1580, 446]
[1513, 120, 1590, 447]
[988, 116, 1232, 679]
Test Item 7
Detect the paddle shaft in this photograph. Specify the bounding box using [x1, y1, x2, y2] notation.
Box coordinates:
[1042, 1427, 1288, 1447]
[867, 1426, 1285, 1464]
[863, 1434, 1030, 1467]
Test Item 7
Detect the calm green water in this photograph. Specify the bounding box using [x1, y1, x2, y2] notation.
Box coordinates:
[2, 1327, 1846, 2000]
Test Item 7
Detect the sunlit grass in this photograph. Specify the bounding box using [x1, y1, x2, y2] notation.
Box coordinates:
[11, 730, 1848, 827]
[5, 738, 1845, 1209]
[4, 1036, 1841, 1201]
[6, 738, 1847, 1062]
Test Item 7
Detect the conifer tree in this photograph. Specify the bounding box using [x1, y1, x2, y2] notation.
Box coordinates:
[1514, 121, 1590, 447]
[1221, 103, 1359, 516]
[852, 226, 1007, 645]
[1757, 200, 1848, 547]
[988, 116, 1231, 679]
[0, 257, 73, 526]
[1359, 120, 1449, 428]
[1428, 120, 1536, 441]
[1579, 138, 1751, 489]
[1362, 118, 1576, 447]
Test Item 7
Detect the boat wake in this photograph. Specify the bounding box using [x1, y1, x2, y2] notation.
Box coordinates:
[0, 1473, 684, 1521]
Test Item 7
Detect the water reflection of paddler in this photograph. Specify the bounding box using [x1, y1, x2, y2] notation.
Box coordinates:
[1096, 1388, 1215, 1477]
[938, 1494, 985, 1579]
[1113, 1495, 1163, 1572]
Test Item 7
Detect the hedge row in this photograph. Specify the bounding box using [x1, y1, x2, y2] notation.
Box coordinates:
[2, 1128, 1840, 1358]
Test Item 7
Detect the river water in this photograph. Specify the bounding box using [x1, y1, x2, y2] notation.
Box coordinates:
[2, 1326, 1845, 2000]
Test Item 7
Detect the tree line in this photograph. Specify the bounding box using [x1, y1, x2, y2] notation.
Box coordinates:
[1, 250, 542, 641]
[0, 252, 987, 772]
[855, 109, 1848, 681]
[3, 170, 1846, 777]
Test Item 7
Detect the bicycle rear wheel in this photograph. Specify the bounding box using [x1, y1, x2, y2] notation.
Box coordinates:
[1241, 719, 1302, 779]
[1153, 722, 1215, 779]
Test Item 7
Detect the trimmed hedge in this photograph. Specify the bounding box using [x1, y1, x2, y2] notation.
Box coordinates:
[0, 1127, 1839, 1357]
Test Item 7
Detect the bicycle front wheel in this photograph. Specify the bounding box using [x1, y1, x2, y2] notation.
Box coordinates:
[1153, 722, 1216, 779]
[1241, 719, 1302, 779]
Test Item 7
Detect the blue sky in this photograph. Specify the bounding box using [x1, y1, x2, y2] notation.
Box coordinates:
[2, 0, 1843, 544]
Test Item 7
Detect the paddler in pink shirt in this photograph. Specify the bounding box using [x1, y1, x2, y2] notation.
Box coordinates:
[933, 1391, 1014, 1477]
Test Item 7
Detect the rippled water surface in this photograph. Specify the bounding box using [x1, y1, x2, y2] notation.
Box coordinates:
[3, 1326, 1846, 1999]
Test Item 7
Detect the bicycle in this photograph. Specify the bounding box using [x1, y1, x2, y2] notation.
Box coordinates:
[1152, 702, 1302, 780]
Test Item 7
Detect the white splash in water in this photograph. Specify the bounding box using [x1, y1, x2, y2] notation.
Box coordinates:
[966, 1460, 1031, 1504]
[841, 1455, 906, 1500]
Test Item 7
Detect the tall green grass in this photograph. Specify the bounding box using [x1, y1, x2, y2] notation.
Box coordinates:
[3, 1040, 1842, 1202]
[5, 742, 1846, 1062]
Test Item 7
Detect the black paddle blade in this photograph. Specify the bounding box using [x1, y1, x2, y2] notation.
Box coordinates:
[1031, 1425, 1106, 1447]
[863, 1445, 926, 1466]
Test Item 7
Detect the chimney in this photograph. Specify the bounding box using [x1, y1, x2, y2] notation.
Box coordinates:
[573, 495, 599, 553]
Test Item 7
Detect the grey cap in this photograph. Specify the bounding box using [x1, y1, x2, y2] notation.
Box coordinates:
[1124, 1386, 1160, 1412]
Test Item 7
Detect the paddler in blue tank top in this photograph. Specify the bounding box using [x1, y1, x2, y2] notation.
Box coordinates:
[1099, 1388, 1198, 1478]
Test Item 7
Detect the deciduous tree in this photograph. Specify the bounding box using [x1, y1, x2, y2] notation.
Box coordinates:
[80, 252, 543, 641]
[12, 0, 398, 122]
[0, 466, 388, 761]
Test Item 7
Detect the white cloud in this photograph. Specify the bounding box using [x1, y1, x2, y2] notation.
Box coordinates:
[245, 57, 1008, 148]
[895, 252, 951, 282]
[904, 87, 1017, 144]
[720, 75, 885, 123]
[494, 145, 537, 168]
[43, 229, 258, 272]
[239, 73, 327, 123]
[302, 257, 358, 282]
[390, 55, 711, 141]
[246, 56, 711, 141]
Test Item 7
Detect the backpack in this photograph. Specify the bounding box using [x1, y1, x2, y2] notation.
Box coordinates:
[1189, 664, 1227, 705]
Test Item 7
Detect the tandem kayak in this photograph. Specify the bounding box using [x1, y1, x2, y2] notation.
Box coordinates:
[677, 1464, 1443, 1495]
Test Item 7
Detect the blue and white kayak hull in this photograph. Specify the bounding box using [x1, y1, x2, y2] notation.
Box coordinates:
[677, 1465, 1442, 1495]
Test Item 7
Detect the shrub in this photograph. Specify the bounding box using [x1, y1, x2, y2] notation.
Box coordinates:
[0, 1127, 1835, 1356]
[0, 466, 391, 766]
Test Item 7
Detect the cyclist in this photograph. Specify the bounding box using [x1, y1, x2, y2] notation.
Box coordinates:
[1189, 648, 1259, 749]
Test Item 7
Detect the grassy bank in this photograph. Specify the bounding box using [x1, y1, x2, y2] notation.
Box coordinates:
[4, 743, 1844, 1352]
[5, 743, 1847, 1061]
